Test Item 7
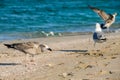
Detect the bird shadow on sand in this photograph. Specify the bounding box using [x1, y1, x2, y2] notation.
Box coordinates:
[59, 50, 90, 57]
[60, 49, 88, 53]
[0, 63, 21, 66]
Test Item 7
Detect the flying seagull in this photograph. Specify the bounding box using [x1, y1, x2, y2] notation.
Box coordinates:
[93, 23, 107, 46]
[4, 42, 52, 55]
[88, 5, 117, 31]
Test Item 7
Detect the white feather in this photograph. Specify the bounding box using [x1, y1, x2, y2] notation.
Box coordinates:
[95, 23, 102, 32]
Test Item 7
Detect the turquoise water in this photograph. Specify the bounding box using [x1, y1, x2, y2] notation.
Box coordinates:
[0, 0, 120, 40]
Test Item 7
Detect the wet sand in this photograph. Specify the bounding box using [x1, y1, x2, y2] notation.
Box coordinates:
[0, 32, 120, 80]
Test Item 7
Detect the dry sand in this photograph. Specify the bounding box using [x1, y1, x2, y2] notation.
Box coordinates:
[0, 32, 120, 80]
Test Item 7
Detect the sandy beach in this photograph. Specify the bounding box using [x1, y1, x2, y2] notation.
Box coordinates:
[0, 32, 120, 80]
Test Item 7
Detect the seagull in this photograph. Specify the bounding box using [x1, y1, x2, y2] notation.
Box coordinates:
[88, 5, 117, 31]
[4, 42, 52, 55]
[93, 23, 107, 46]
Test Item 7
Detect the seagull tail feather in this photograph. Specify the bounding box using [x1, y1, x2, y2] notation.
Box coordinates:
[4, 44, 14, 48]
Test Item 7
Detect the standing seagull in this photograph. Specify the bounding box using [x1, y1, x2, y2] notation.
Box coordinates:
[4, 42, 52, 55]
[88, 5, 117, 31]
[93, 23, 107, 46]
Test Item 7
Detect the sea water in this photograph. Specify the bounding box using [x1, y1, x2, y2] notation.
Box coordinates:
[0, 0, 120, 40]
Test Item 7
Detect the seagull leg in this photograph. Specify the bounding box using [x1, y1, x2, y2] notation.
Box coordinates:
[94, 42, 96, 47]
[29, 54, 36, 65]
[107, 28, 110, 33]
[107, 28, 110, 36]
[93, 42, 98, 51]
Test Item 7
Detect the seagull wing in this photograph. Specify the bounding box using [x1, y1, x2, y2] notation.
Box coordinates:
[88, 5, 110, 21]
[4, 42, 33, 51]
[14, 42, 34, 50]
[93, 32, 106, 40]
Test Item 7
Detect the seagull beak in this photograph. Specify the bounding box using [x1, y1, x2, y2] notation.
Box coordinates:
[47, 48, 52, 51]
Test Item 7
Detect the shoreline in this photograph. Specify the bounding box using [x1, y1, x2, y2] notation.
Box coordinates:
[0, 31, 92, 41]
[1, 29, 120, 41]
[0, 32, 120, 80]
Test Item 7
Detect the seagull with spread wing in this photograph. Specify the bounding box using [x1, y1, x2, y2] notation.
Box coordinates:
[88, 5, 117, 31]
